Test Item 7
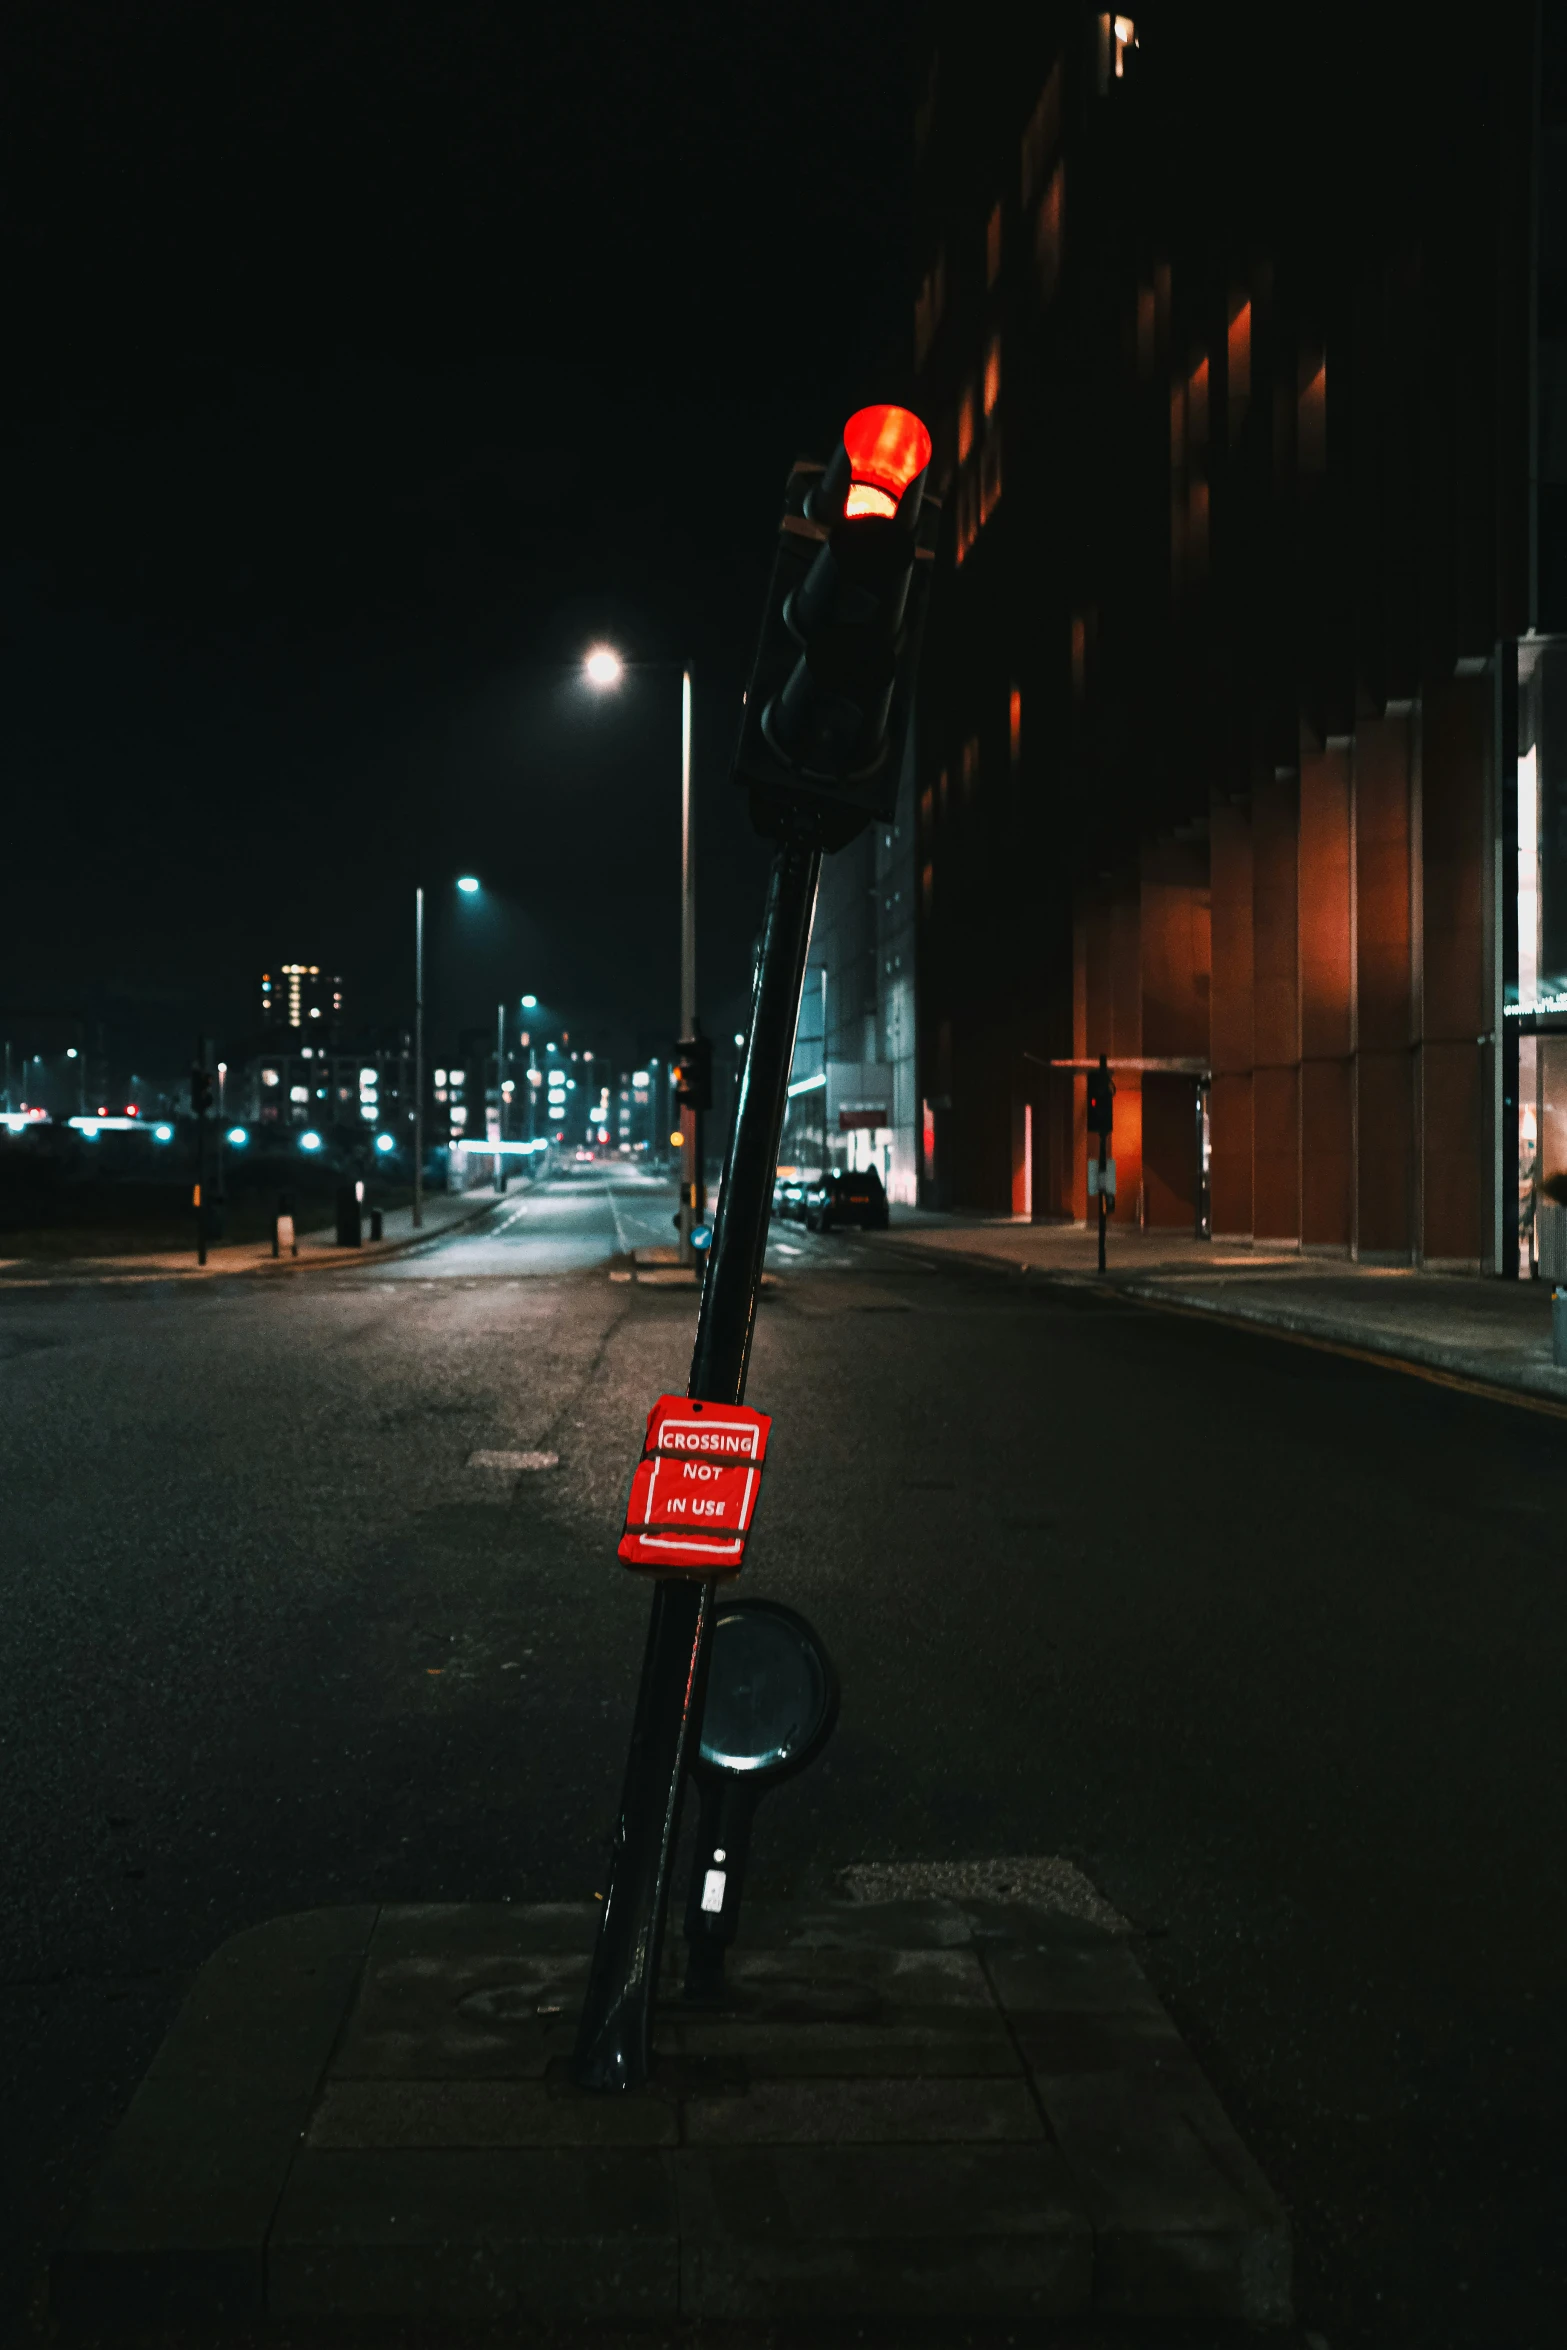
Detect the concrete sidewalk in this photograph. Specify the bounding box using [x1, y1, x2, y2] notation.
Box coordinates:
[874, 1212, 1567, 1413]
[0, 1185, 508, 1287]
[53, 1896, 1291, 2332]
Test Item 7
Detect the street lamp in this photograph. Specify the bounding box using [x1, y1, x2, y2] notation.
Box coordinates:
[414, 875, 482, 1230]
[584, 647, 697, 1258]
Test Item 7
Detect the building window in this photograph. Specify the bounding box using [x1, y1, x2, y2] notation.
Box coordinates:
[1097, 14, 1136, 92]
[1187, 353, 1208, 449]
[1227, 299, 1251, 434]
[914, 246, 947, 368]
[1009, 687, 1022, 768]
[1299, 351, 1327, 473]
[979, 425, 1002, 524]
[922, 860, 934, 914]
[261, 1067, 279, 1086]
[1020, 59, 1062, 207]
[1037, 163, 1064, 299]
[1135, 284, 1156, 377]
[920, 783, 934, 834]
[986, 201, 1003, 288]
[956, 382, 975, 464]
[983, 334, 1001, 418]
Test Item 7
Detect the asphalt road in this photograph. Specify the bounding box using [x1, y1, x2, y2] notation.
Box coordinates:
[3, 1166, 1565, 2345]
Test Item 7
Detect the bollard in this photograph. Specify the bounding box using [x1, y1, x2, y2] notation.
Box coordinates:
[334, 1183, 363, 1247]
[274, 1190, 298, 1259]
[369, 1206, 384, 1242]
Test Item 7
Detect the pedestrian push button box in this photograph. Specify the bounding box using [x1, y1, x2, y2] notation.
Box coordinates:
[618, 1393, 772, 1575]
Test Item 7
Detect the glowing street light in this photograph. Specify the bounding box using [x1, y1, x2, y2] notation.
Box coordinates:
[584, 646, 624, 689]
[456, 875, 480, 894]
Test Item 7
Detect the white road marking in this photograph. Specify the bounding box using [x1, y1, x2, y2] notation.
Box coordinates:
[467, 1449, 559, 1471]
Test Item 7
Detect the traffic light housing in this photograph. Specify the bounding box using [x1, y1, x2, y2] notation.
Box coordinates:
[190, 1063, 214, 1118]
[673, 1034, 712, 1114]
[735, 404, 940, 850]
[1086, 1060, 1115, 1138]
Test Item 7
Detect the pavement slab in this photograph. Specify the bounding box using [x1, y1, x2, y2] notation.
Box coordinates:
[52, 1897, 1291, 2331]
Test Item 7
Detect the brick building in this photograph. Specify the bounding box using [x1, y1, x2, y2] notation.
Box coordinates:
[912, 3, 1560, 1272]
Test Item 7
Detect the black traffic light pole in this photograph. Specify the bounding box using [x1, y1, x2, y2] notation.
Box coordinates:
[571, 838, 819, 2091]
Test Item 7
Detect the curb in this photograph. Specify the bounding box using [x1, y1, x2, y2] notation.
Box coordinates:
[867, 1231, 1567, 1423]
[0, 1188, 519, 1291]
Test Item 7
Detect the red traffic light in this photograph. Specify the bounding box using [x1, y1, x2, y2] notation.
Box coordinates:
[841, 404, 933, 519]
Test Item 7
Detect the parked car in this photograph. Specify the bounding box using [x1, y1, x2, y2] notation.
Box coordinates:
[800, 1166, 889, 1233]
[771, 1172, 809, 1222]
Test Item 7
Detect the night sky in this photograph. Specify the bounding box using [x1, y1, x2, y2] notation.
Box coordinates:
[1, 3, 913, 1077]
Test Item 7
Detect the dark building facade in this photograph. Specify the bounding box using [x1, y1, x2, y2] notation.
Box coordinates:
[912, 4, 1560, 1272]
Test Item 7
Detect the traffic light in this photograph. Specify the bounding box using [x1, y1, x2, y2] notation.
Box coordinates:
[673, 1034, 712, 1114]
[1086, 1059, 1115, 1137]
[735, 403, 940, 849]
[190, 1063, 214, 1118]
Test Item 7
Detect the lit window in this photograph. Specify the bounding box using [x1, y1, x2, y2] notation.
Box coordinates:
[435, 1088, 448, 1103]
[985, 202, 1002, 288]
[983, 335, 1001, 417]
[1227, 299, 1251, 424]
[1187, 353, 1208, 448]
[979, 427, 1002, 523]
[1299, 352, 1326, 473]
[912, 251, 944, 371]
[451, 1106, 468, 1126]
[1096, 14, 1135, 91]
[1037, 163, 1064, 298]
[920, 784, 934, 832]
[956, 384, 975, 464]
[290, 1085, 309, 1104]
[1009, 687, 1022, 767]
[360, 1104, 378, 1122]
[262, 1068, 279, 1086]
[1020, 60, 1062, 208]
[434, 1068, 447, 1086]
[450, 1068, 465, 1085]
[922, 860, 934, 914]
[359, 1067, 378, 1087]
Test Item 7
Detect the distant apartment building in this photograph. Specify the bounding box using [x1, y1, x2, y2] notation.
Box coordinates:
[260, 964, 343, 1035]
[911, 3, 1558, 1272]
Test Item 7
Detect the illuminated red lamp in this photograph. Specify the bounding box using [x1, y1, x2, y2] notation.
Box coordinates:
[841, 404, 932, 520]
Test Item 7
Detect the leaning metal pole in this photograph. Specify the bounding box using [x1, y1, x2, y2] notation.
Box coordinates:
[571, 838, 821, 2091]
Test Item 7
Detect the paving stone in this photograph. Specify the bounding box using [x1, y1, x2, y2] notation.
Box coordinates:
[683, 2074, 1045, 2145]
[307, 2077, 679, 2148]
[675, 2143, 1091, 2318]
[268, 2148, 678, 2320]
[52, 1906, 378, 2322]
[51, 1897, 1292, 2329]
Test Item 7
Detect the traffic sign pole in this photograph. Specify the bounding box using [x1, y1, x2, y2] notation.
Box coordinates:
[571, 840, 819, 2092]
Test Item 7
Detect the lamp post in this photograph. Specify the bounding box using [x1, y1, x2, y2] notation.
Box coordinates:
[583, 648, 697, 1260]
[413, 875, 481, 1230]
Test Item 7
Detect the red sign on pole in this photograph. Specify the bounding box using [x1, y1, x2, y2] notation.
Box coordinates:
[618, 1393, 772, 1573]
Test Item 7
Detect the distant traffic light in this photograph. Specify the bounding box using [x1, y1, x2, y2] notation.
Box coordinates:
[735, 403, 939, 847]
[1087, 1058, 1115, 1137]
[673, 1034, 712, 1114]
[190, 1063, 214, 1118]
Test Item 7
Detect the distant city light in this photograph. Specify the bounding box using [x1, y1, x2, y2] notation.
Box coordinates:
[359, 1067, 378, 1086]
[226, 1126, 248, 1146]
[300, 1130, 323, 1152]
[457, 875, 480, 894]
[375, 1132, 396, 1154]
[520, 994, 538, 1009]
[734, 1032, 745, 1047]
[66, 1048, 78, 1059]
[153, 1123, 174, 1143]
[584, 645, 624, 688]
[670, 1129, 684, 1149]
